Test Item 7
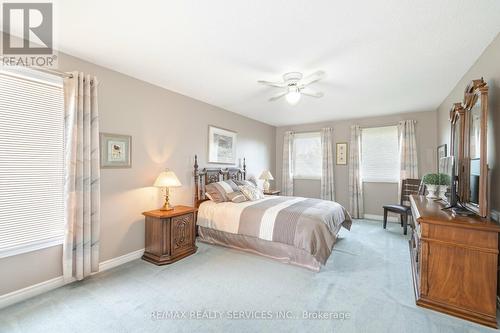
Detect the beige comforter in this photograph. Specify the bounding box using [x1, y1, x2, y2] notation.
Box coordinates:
[197, 196, 352, 264]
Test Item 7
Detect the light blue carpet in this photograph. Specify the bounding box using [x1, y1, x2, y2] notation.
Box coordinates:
[0, 220, 497, 333]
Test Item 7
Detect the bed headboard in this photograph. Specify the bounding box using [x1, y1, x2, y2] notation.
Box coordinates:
[193, 155, 246, 207]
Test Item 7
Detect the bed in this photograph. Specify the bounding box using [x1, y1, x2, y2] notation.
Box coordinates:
[193, 156, 352, 271]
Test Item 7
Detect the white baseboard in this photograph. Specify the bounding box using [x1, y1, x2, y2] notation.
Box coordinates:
[364, 214, 400, 223]
[98, 248, 145, 272]
[0, 248, 145, 310]
[0, 276, 65, 309]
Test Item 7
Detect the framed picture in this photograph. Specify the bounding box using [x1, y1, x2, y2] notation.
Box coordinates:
[208, 125, 237, 164]
[336, 142, 348, 165]
[437, 144, 447, 173]
[100, 133, 132, 168]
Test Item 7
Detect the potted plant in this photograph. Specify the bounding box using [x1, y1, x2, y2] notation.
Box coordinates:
[438, 173, 451, 200]
[422, 173, 439, 198]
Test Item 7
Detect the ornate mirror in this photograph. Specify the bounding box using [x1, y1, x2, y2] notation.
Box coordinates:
[463, 78, 488, 217]
[449, 103, 466, 199]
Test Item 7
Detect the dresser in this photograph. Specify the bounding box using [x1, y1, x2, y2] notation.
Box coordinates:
[142, 206, 197, 265]
[409, 195, 500, 328]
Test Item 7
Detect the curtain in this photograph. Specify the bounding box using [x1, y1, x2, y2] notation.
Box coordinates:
[282, 131, 294, 196]
[349, 125, 364, 218]
[398, 120, 418, 180]
[63, 72, 101, 282]
[320, 128, 335, 201]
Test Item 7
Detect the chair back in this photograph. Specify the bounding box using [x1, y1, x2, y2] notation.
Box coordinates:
[400, 179, 422, 205]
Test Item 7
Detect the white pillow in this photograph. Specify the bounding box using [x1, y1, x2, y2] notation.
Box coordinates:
[238, 185, 264, 201]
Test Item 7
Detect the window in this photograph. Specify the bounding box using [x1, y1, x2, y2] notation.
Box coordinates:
[293, 132, 322, 179]
[361, 126, 399, 183]
[0, 67, 65, 258]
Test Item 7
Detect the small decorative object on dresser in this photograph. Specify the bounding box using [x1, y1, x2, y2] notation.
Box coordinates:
[142, 206, 197, 265]
[154, 169, 182, 211]
[259, 170, 274, 191]
[263, 189, 280, 196]
[100, 133, 132, 168]
[422, 173, 439, 198]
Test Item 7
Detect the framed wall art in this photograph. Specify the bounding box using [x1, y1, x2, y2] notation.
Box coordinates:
[100, 133, 132, 168]
[208, 126, 237, 164]
[336, 142, 348, 165]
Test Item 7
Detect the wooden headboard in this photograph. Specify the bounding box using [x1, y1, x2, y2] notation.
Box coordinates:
[193, 155, 246, 207]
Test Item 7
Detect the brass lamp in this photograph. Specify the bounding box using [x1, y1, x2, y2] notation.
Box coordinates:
[154, 170, 182, 211]
[259, 170, 274, 192]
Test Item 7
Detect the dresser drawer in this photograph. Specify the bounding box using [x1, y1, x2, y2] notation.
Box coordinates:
[171, 213, 195, 255]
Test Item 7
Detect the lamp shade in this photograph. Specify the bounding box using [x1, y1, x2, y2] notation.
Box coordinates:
[259, 170, 274, 180]
[154, 170, 182, 188]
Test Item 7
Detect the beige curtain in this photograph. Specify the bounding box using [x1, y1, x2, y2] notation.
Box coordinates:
[349, 125, 363, 218]
[282, 131, 294, 196]
[63, 72, 101, 282]
[398, 120, 418, 180]
[321, 128, 335, 201]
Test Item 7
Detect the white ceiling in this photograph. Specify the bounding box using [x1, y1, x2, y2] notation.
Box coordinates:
[50, 0, 500, 126]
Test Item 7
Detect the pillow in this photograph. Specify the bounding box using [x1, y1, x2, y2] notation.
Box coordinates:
[234, 179, 257, 188]
[239, 185, 265, 201]
[226, 191, 248, 203]
[205, 180, 239, 203]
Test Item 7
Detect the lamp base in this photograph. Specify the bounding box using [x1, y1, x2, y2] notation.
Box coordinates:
[263, 180, 270, 191]
[160, 202, 174, 211]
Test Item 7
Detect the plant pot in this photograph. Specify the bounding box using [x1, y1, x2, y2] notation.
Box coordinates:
[438, 185, 448, 200]
[426, 184, 438, 199]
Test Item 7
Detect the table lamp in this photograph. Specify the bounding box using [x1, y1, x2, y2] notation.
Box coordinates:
[154, 169, 182, 211]
[259, 170, 274, 192]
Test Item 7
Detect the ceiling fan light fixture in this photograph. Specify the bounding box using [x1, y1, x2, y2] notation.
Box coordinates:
[285, 86, 301, 105]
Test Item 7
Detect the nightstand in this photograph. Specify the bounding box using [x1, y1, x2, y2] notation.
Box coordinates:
[142, 206, 197, 265]
[264, 190, 281, 196]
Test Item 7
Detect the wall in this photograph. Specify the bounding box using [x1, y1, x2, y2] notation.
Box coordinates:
[275, 111, 437, 217]
[437, 33, 500, 213]
[0, 53, 275, 295]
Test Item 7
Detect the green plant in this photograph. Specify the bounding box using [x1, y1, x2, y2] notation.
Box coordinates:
[438, 173, 451, 186]
[422, 173, 439, 185]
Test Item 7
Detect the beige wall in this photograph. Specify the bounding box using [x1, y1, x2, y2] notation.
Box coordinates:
[437, 33, 500, 212]
[275, 111, 438, 216]
[0, 53, 275, 295]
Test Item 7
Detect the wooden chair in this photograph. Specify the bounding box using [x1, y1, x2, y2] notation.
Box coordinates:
[383, 179, 423, 235]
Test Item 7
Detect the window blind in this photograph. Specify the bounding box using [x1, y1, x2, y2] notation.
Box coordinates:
[361, 126, 400, 183]
[0, 69, 65, 258]
[293, 132, 322, 179]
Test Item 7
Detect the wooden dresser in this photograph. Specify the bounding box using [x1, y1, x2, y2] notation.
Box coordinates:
[409, 195, 500, 328]
[142, 206, 197, 265]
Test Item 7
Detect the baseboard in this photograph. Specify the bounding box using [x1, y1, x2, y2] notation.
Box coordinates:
[98, 248, 145, 272]
[0, 276, 66, 309]
[0, 248, 145, 310]
[364, 214, 400, 223]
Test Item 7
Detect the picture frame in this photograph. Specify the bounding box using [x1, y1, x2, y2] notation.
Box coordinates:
[208, 125, 237, 164]
[437, 144, 447, 173]
[336, 142, 348, 165]
[100, 133, 132, 168]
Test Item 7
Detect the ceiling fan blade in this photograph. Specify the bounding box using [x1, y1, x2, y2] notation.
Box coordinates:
[300, 87, 324, 98]
[269, 91, 288, 101]
[258, 80, 287, 88]
[299, 70, 326, 87]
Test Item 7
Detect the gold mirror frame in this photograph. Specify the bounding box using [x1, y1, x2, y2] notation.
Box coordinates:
[462, 78, 489, 217]
[449, 102, 466, 200]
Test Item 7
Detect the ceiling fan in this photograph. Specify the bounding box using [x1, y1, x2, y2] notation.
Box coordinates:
[258, 71, 325, 105]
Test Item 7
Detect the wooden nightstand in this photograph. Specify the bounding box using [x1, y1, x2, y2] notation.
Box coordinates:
[142, 206, 197, 265]
[264, 190, 280, 196]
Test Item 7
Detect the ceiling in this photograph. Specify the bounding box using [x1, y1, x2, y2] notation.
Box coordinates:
[49, 0, 500, 126]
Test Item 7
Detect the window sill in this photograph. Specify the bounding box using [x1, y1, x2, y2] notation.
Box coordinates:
[0, 236, 64, 259]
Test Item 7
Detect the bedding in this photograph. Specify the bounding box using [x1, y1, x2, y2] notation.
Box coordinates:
[238, 184, 265, 201]
[205, 179, 239, 203]
[197, 195, 352, 269]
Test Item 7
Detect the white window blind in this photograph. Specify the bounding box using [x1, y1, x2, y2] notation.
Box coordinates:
[0, 69, 65, 258]
[361, 126, 399, 183]
[293, 132, 322, 179]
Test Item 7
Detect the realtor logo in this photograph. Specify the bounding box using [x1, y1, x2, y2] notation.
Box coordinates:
[2, 3, 53, 54]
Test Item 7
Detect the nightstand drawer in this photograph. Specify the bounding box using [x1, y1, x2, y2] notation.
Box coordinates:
[171, 213, 194, 255]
